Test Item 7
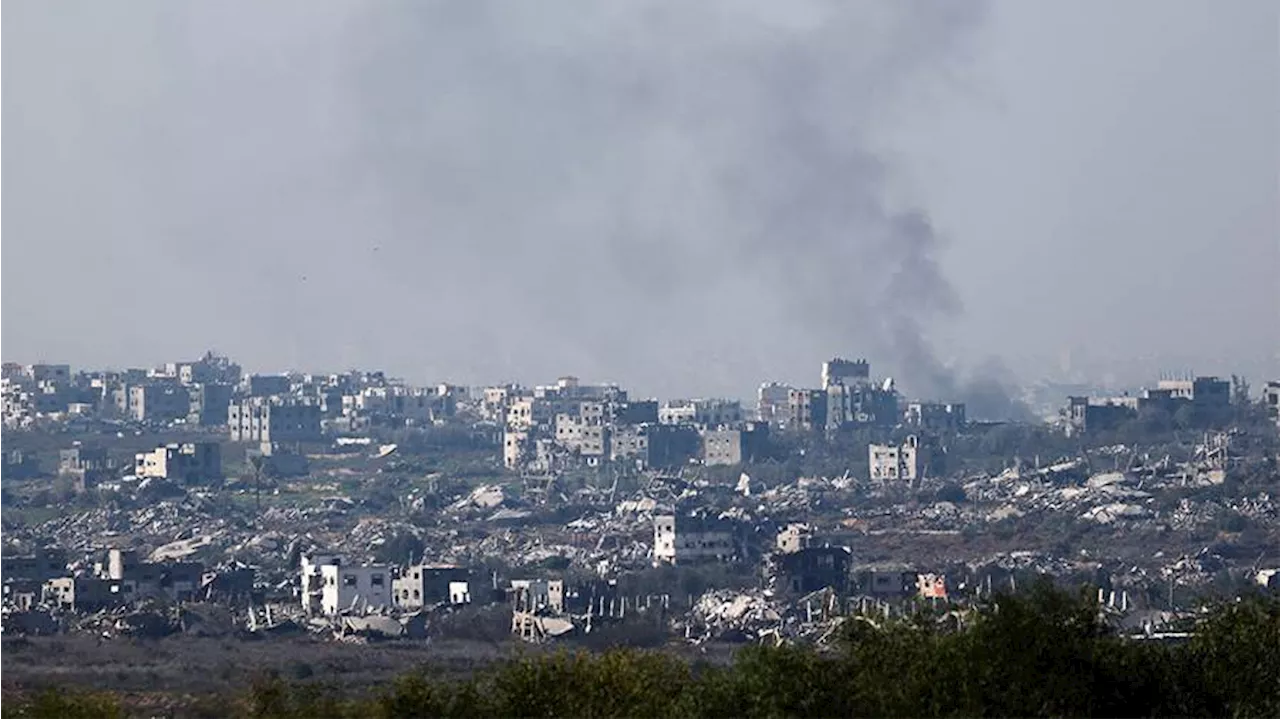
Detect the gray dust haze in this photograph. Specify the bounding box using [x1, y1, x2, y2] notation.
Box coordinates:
[5, 1, 1276, 415]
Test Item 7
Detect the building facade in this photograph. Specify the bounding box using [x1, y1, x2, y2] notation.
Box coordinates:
[653, 514, 737, 565]
[393, 564, 471, 609]
[1265, 381, 1280, 429]
[319, 564, 392, 615]
[904, 402, 967, 433]
[786, 389, 828, 432]
[129, 383, 191, 423]
[134, 442, 222, 484]
[228, 398, 323, 443]
[869, 436, 923, 482]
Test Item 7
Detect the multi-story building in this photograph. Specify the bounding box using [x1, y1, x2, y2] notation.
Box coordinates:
[786, 389, 828, 432]
[23, 364, 71, 385]
[58, 446, 117, 491]
[228, 397, 323, 443]
[652, 514, 738, 565]
[826, 382, 898, 430]
[506, 398, 553, 431]
[2, 378, 36, 428]
[2, 548, 69, 583]
[482, 385, 523, 422]
[129, 382, 191, 423]
[904, 402, 967, 433]
[534, 376, 626, 403]
[188, 383, 234, 427]
[701, 422, 769, 467]
[869, 435, 924, 482]
[102, 549, 203, 602]
[756, 382, 794, 425]
[2, 449, 41, 479]
[43, 577, 119, 612]
[658, 398, 743, 428]
[175, 352, 242, 386]
[1264, 381, 1280, 429]
[503, 430, 533, 470]
[134, 442, 222, 484]
[1065, 376, 1233, 434]
[1064, 396, 1139, 434]
[246, 374, 292, 397]
[1155, 376, 1231, 407]
[774, 546, 852, 595]
[554, 414, 609, 464]
[299, 553, 392, 615]
[301, 553, 344, 615]
[612, 399, 659, 425]
[509, 579, 565, 613]
[610, 423, 699, 469]
[776, 524, 813, 554]
[821, 358, 870, 389]
[317, 563, 392, 615]
[392, 564, 471, 609]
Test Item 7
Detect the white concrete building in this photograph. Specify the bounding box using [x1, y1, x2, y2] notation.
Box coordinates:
[869, 435, 922, 482]
[658, 398, 743, 428]
[318, 563, 392, 615]
[300, 553, 343, 615]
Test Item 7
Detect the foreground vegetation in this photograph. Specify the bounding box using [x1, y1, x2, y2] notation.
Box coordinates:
[5, 583, 1277, 718]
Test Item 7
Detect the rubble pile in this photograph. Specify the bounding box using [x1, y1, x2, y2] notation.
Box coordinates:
[677, 588, 855, 646]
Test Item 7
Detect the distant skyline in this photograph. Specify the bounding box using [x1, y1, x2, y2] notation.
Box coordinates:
[4, 1, 1277, 406]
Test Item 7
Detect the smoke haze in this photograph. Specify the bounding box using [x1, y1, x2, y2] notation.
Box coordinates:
[5, 1, 1275, 416]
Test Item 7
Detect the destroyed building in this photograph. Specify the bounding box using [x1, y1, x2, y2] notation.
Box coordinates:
[786, 389, 828, 432]
[103, 549, 204, 602]
[496, 375, 685, 471]
[825, 381, 899, 430]
[246, 442, 310, 478]
[869, 436, 925, 482]
[43, 577, 119, 612]
[776, 524, 813, 554]
[1263, 381, 1280, 429]
[1065, 395, 1138, 434]
[773, 547, 852, 596]
[817, 358, 900, 430]
[822, 358, 870, 388]
[769, 524, 851, 595]
[1065, 375, 1235, 434]
[611, 423, 699, 469]
[2, 448, 41, 479]
[659, 398, 743, 428]
[3, 548, 69, 582]
[653, 514, 738, 565]
[300, 554, 393, 615]
[392, 564, 471, 609]
[59, 446, 118, 491]
[756, 382, 793, 424]
[134, 442, 222, 484]
[856, 569, 919, 598]
[905, 402, 967, 433]
[246, 374, 292, 397]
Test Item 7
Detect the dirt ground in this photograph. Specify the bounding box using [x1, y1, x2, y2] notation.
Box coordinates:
[0, 630, 738, 708]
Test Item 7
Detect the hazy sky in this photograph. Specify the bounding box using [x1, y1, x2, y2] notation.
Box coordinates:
[4, 0, 1277, 404]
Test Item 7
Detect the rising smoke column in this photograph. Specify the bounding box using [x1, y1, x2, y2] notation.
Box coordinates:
[334, 1, 1026, 412]
[44, 1, 1016, 410]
